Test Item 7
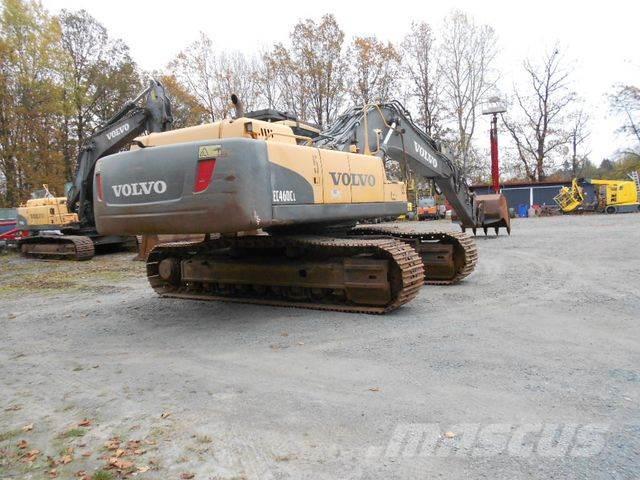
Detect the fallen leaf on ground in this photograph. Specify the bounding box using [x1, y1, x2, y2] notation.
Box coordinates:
[160, 411, 171, 419]
[180, 473, 195, 479]
[143, 439, 156, 445]
[274, 454, 296, 462]
[74, 470, 86, 478]
[49, 469, 58, 478]
[22, 449, 40, 463]
[104, 437, 121, 450]
[22, 423, 34, 432]
[81, 451, 91, 457]
[60, 454, 73, 464]
[78, 419, 92, 427]
[280, 332, 289, 337]
[114, 448, 125, 457]
[137, 465, 150, 473]
[109, 457, 134, 470]
[444, 431, 456, 438]
[5, 405, 21, 411]
[17, 440, 28, 449]
[368, 387, 380, 392]
[297, 341, 305, 345]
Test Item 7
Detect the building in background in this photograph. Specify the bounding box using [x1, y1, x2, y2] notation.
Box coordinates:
[471, 181, 571, 209]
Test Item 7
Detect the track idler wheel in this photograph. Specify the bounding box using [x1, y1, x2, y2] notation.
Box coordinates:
[158, 258, 181, 284]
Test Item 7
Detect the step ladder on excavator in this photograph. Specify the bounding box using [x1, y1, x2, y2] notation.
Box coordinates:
[629, 170, 640, 196]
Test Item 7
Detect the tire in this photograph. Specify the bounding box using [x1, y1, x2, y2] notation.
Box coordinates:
[605, 206, 616, 214]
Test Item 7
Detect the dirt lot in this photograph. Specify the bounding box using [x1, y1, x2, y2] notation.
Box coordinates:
[1, 214, 639, 480]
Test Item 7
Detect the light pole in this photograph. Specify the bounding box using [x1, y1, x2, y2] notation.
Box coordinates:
[482, 96, 507, 193]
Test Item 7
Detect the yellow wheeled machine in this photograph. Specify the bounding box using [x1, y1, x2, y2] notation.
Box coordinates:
[555, 176, 640, 214]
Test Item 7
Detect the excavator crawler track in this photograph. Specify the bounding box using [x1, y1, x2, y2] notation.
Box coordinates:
[146, 235, 424, 314]
[351, 226, 478, 285]
[19, 235, 95, 261]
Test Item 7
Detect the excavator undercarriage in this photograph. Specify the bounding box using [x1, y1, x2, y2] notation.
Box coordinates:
[18, 235, 96, 261]
[351, 225, 478, 285]
[147, 234, 424, 313]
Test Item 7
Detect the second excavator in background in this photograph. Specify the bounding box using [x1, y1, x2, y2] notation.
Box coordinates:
[93, 98, 510, 313]
[15, 80, 173, 260]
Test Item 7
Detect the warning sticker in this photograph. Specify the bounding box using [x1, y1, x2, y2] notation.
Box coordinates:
[198, 145, 223, 160]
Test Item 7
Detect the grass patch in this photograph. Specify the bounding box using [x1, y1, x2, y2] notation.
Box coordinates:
[59, 428, 86, 439]
[0, 429, 21, 442]
[92, 470, 115, 480]
[0, 254, 144, 297]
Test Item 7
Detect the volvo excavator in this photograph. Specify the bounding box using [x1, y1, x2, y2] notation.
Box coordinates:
[93, 98, 510, 313]
[16, 80, 172, 260]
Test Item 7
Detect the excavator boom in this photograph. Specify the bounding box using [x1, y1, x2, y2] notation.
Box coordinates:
[315, 101, 510, 234]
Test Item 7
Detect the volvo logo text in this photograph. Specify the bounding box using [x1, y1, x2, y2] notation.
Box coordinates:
[329, 172, 376, 187]
[106, 123, 130, 141]
[112, 180, 167, 198]
[413, 141, 438, 169]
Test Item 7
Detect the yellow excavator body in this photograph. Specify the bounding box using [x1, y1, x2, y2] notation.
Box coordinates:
[16, 192, 78, 230]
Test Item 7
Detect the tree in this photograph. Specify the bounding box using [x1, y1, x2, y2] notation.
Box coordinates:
[502, 47, 575, 182]
[297, 14, 346, 128]
[168, 32, 218, 122]
[439, 10, 497, 175]
[567, 109, 589, 176]
[265, 14, 346, 127]
[169, 33, 261, 121]
[215, 51, 260, 117]
[158, 74, 207, 129]
[254, 49, 281, 110]
[0, 0, 66, 206]
[58, 9, 141, 179]
[264, 43, 309, 121]
[610, 84, 640, 151]
[348, 36, 400, 105]
[401, 21, 444, 139]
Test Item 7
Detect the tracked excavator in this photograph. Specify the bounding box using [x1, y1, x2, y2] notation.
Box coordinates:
[16, 80, 172, 260]
[93, 98, 510, 313]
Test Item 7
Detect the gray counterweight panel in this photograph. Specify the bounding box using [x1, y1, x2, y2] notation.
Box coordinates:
[94, 138, 273, 235]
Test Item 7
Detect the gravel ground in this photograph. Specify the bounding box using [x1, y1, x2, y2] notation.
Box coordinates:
[1, 214, 639, 480]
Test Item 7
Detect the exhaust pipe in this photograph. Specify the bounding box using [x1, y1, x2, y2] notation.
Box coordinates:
[231, 94, 244, 118]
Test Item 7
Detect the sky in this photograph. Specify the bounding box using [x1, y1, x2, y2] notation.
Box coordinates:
[40, 0, 640, 165]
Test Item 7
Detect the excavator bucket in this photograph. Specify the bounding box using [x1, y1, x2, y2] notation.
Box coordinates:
[472, 194, 511, 235]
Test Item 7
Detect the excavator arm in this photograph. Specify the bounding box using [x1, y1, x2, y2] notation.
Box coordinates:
[315, 101, 510, 234]
[67, 79, 172, 227]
